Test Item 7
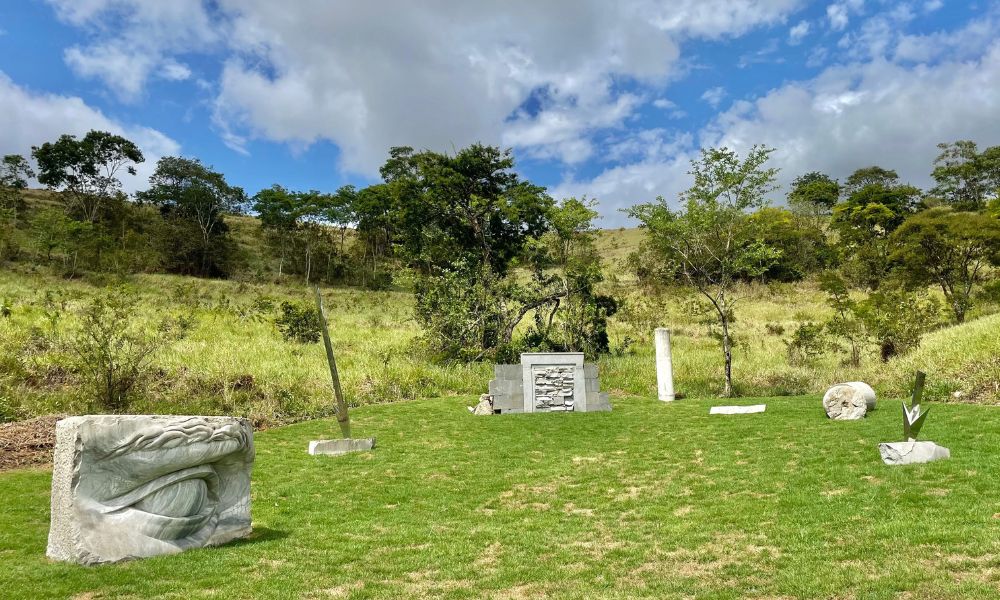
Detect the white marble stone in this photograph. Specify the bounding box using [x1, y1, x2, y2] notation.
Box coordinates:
[308, 437, 376, 456]
[47, 415, 254, 565]
[823, 382, 877, 420]
[878, 441, 950, 465]
[655, 328, 675, 402]
[709, 404, 767, 415]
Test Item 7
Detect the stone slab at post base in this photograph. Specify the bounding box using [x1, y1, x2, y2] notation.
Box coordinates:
[308, 438, 376, 456]
[878, 441, 950, 465]
[654, 328, 675, 402]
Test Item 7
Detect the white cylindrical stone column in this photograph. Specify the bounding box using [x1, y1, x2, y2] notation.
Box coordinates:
[655, 328, 675, 402]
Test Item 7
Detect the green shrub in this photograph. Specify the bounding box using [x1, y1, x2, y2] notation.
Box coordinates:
[274, 301, 321, 344]
[70, 289, 180, 412]
[785, 322, 826, 365]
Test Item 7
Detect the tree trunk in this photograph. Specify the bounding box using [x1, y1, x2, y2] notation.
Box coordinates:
[721, 313, 733, 397]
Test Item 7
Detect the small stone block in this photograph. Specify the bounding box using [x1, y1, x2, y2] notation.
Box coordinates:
[308, 437, 376, 456]
[878, 441, 950, 465]
[709, 404, 766, 415]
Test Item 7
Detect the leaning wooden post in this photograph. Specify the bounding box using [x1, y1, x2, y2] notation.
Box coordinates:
[315, 287, 351, 438]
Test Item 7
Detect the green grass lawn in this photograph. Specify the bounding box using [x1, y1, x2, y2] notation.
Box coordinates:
[3, 395, 1000, 599]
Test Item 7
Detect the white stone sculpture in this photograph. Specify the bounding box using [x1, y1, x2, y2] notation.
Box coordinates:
[878, 371, 949, 466]
[655, 328, 675, 402]
[822, 381, 877, 420]
[47, 415, 254, 565]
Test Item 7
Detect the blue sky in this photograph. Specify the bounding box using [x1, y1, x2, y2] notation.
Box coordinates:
[0, 1, 997, 226]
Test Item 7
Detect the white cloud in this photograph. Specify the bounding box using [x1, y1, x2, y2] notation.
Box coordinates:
[895, 14, 999, 63]
[701, 86, 728, 108]
[923, 0, 943, 13]
[557, 27, 1000, 225]
[45, 0, 803, 173]
[826, 0, 864, 31]
[0, 72, 180, 192]
[789, 20, 810, 45]
[159, 60, 192, 82]
[47, 0, 217, 101]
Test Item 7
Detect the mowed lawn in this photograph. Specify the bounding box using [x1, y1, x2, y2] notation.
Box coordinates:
[3, 396, 1000, 599]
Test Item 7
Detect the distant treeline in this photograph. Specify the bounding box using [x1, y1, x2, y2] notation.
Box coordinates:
[2, 131, 1000, 365]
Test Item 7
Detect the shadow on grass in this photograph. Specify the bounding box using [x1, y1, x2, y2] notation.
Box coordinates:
[227, 526, 289, 547]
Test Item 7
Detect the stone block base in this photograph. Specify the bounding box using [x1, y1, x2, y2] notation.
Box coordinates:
[878, 441, 950, 465]
[308, 438, 376, 456]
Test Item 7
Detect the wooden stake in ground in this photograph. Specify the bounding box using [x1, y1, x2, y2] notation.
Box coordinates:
[315, 287, 351, 438]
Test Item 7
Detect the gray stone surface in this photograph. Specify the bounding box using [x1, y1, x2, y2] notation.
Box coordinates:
[823, 381, 877, 420]
[878, 441, 950, 465]
[47, 415, 254, 565]
[486, 353, 610, 414]
[520, 353, 586, 413]
[655, 328, 675, 401]
[308, 437, 376, 456]
[709, 404, 766, 415]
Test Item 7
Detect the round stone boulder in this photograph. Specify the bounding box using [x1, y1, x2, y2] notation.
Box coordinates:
[822, 382, 876, 420]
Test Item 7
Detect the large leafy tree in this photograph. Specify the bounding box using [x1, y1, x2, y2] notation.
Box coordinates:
[0, 153, 35, 221]
[787, 171, 839, 216]
[253, 184, 302, 279]
[138, 157, 245, 277]
[931, 140, 1000, 211]
[385, 144, 553, 275]
[890, 207, 1000, 323]
[627, 146, 780, 397]
[32, 130, 143, 223]
[831, 166, 920, 288]
[749, 207, 834, 281]
[380, 144, 578, 360]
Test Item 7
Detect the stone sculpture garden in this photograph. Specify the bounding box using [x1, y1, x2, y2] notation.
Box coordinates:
[40, 340, 956, 573]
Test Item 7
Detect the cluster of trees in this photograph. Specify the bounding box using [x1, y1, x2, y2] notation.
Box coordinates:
[0, 130, 386, 284]
[1, 132, 617, 360]
[1, 131, 247, 277]
[4, 129, 1000, 391]
[629, 141, 1000, 395]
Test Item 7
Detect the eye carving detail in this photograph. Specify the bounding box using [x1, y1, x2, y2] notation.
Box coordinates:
[135, 478, 208, 518]
[47, 415, 254, 564]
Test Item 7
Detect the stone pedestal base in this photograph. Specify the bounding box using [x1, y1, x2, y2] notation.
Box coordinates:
[308, 438, 376, 456]
[878, 441, 950, 465]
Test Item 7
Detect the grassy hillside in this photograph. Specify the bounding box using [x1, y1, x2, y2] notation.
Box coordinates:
[3, 395, 1000, 598]
[2, 267, 998, 427]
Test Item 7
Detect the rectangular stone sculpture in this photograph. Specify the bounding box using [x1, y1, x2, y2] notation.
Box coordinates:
[47, 415, 254, 565]
[487, 353, 611, 414]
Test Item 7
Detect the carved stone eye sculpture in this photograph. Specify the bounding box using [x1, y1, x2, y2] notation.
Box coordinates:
[47, 415, 254, 565]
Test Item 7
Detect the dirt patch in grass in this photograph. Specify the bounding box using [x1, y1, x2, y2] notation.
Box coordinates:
[0, 414, 64, 471]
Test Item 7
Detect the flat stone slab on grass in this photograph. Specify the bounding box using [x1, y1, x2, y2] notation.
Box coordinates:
[709, 404, 767, 415]
[308, 438, 376, 456]
[879, 441, 950, 465]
